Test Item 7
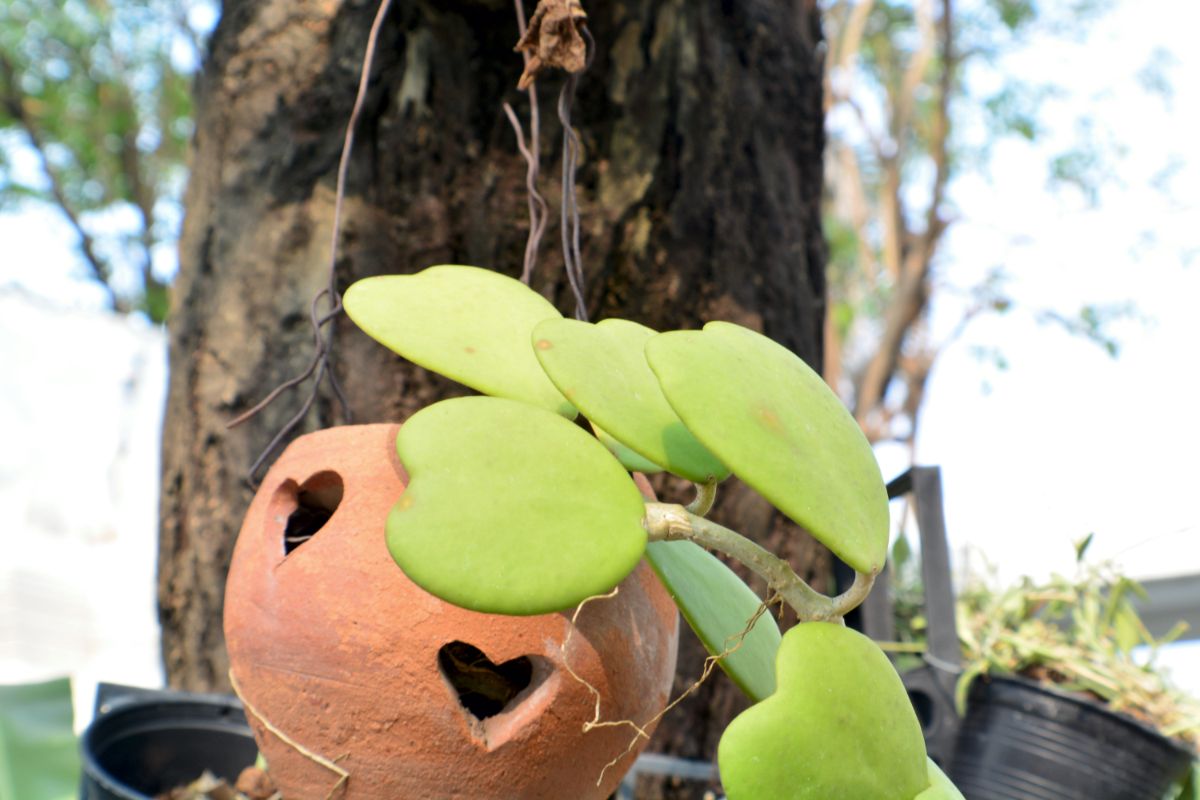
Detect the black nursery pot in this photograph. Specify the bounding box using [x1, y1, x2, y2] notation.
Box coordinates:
[949, 675, 1195, 800]
[80, 685, 258, 800]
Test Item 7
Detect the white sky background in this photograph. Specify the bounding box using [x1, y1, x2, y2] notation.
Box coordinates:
[892, 0, 1200, 585]
[0, 286, 166, 726]
[1, 0, 1198, 716]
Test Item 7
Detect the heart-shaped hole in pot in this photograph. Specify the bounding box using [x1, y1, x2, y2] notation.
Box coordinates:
[282, 471, 343, 555]
[437, 641, 536, 720]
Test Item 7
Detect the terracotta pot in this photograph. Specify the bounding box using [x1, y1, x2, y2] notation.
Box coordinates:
[224, 424, 679, 800]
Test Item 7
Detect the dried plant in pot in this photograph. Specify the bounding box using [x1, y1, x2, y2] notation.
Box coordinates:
[224, 264, 969, 799]
[950, 537, 1200, 800]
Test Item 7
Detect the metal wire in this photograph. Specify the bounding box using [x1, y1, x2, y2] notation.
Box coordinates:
[229, 0, 394, 486]
[506, 0, 550, 285]
[556, 25, 595, 321]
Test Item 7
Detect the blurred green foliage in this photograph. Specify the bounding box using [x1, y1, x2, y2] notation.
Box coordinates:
[0, 677, 78, 800]
[886, 529, 929, 673]
[0, 1, 212, 322]
[823, 0, 1143, 445]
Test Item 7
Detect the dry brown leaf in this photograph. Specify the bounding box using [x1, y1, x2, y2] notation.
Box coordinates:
[235, 766, 279, 800]
[515, 0, 588, 89]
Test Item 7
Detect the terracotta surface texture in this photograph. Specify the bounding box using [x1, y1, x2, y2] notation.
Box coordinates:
[224, 424, 680, 799]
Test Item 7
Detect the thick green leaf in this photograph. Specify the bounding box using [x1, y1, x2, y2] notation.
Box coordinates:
[915, 759, 966, 799]
[388, 396, 647, 615]
[592, 422, 664, 475]
[532, 318, 728, 482]
[717, 623, 929, 800]
[0, 677, 79, 800]
[645, 322, 888, 574]
[345, 265, 576, 417]
[645, 540, 781, 702]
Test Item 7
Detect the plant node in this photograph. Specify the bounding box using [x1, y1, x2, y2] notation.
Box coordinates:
[643, 502, 876, 622]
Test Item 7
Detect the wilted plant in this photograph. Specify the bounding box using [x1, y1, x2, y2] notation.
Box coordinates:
[957, 535, 1200, 752]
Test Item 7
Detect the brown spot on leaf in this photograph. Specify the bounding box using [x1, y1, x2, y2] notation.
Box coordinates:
[465, 346, 477, 354]
[758, 406, 783, 432]
[535, 339, 554, 350]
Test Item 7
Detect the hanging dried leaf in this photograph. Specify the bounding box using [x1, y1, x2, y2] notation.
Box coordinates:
[515, 0, 588, 89]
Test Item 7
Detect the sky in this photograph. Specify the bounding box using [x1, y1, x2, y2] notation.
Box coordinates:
[1, 0, 1198, 713]
[893, 0, 1200, 692]
[898, 0, 1200, 585]
[0, 288, 165, 725]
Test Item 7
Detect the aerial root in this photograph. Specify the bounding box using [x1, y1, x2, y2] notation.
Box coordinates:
[229, 669, 350, 800]
[560, 588, 782, 787]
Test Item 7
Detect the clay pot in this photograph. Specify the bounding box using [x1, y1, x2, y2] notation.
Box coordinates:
[224, 424, 679, 800]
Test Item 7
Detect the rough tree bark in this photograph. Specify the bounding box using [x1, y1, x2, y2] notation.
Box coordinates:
[159, 0, 829, 791]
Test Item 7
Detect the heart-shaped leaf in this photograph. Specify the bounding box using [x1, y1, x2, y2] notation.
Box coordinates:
[645, 540, 781, 702]
[532, 318, 729, 482]
[388, 396, 647, 615]
[916, 759, 965, 799]
[645, 322, 888, 575]
[344, 265, 576, 417]
[717, 622, 929, 800]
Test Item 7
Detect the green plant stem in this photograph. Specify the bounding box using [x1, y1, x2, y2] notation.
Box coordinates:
[644, 502, 876, 622]
[685, 479, 718, 516]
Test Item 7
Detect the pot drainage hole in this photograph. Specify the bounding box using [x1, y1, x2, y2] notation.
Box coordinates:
[438, 641, 534, 719]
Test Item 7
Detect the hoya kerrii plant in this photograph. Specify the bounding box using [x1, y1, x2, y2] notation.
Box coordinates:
[342, 264, 965, 800]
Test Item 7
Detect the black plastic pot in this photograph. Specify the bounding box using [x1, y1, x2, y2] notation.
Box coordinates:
[80, 684, 258, 800]
[949, 676, 1195, 800]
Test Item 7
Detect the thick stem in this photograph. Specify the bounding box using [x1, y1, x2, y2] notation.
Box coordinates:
[644, 502, 876, 622]
[685, 480, 718, 517]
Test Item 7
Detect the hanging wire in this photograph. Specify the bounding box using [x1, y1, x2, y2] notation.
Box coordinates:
[232, 0, 592, 483]
[227, 0, 395, 486]
[503, 103, 550, 286]
[503, 0, 550, 286]
[556, 25, 595, 321]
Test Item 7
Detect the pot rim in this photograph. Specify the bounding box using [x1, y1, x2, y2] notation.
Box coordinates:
[974, 673, 1197, 759]
[81, 688, 254, 800]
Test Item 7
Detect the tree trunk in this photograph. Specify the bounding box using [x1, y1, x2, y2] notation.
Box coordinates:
[160, 0, 829, 789]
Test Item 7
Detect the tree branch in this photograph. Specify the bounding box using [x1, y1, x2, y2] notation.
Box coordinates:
[892, 0, 935, 148]
[922, 0, 954, 249]
[877, 155, 905, 281]
[852, 0, 956, 436]
[823, 307, 845, 391]
[0, 51, 123, 312]
[838, 0, 877, 73]
[826, 0, 877, 113]
[852, 264, 925, 432]
[835, 142, 879, 286]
